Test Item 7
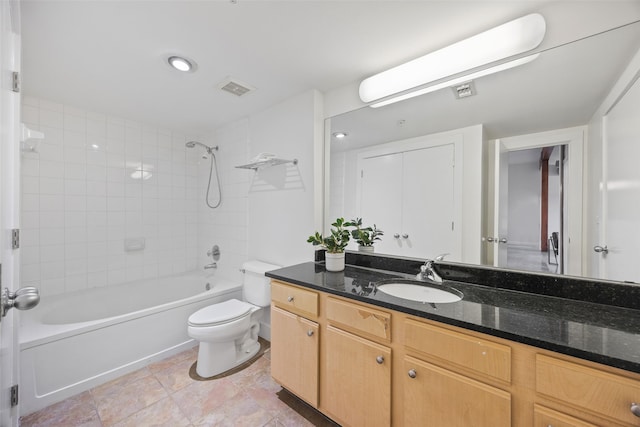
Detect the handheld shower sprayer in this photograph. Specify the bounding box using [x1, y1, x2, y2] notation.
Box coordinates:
[185, 141, 218, 154]
[185, 141, 222, 209]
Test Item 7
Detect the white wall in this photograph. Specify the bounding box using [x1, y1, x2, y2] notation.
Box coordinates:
[247, 90, 321, 268]
[507, 153, 540, 248]
[20, 97, 203, 296]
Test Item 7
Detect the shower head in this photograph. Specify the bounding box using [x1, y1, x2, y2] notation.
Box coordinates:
[185, 141, 218, 153]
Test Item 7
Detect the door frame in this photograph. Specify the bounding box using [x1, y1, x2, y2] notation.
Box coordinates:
[491, 126, 584, 276]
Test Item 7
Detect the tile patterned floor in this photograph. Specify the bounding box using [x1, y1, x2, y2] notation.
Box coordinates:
[20, 345, 339, 427]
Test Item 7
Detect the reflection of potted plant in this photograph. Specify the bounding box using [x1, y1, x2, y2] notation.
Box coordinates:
[307, 218, 350, 271]
[349, 218, 383, 253]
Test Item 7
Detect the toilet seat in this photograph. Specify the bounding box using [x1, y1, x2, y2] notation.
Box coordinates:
[188, 299, 253, 327]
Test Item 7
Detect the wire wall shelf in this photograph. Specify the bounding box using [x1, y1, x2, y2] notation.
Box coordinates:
[235, 158, 298, 170]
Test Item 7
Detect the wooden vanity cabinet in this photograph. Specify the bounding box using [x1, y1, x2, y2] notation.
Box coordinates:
[321, 297, 392, 426]
[269, 280, 640, 427]
[270, 281, 319, 407]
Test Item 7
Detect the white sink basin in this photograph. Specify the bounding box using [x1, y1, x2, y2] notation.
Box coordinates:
[375, 280, 462, 303]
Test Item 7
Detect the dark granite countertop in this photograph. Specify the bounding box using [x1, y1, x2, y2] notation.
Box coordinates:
[266, 261, 640, 374]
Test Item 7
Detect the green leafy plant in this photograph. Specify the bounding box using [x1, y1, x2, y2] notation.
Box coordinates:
[349, 217, 384, 247]
[307, 217, 351, 253]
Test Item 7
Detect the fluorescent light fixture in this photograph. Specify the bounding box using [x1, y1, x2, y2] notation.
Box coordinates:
[370, 54, 539, 108]
[359, 13, 546, 104]
[168, 55, 197, 72]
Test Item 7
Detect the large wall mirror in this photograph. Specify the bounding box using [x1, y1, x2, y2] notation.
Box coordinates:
[325, 20, 640, 283]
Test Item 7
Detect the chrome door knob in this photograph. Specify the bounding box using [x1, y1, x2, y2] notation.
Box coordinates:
[408, 369, 417, 379]
[1, 287, 40, 318]
[594, 245, 609, 254]
[631, 402, 640, 417]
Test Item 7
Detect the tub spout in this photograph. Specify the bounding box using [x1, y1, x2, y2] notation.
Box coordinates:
[204, 263, 217, 270]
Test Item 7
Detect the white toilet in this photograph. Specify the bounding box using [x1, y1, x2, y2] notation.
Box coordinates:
[187, 260, 280, 378]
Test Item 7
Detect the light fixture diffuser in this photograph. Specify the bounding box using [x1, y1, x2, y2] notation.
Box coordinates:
[359, 13, 546, 104]
[168, 55, 197, 72]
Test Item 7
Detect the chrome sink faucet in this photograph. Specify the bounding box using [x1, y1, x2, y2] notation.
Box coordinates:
[416, 254, 448, 284]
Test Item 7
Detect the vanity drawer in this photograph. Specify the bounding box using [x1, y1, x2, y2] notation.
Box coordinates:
[326, 297, 391, 342]
[271, 281, 318, 319]
[404, 318, 511, 383]
[536, 354, 640, 425]
[533, 404, 598, 427]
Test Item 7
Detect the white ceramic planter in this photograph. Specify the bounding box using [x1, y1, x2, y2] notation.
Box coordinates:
[325, 252, 345, 272]
[358, 245, 375, 253]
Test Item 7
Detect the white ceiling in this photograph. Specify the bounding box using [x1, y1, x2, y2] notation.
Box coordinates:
[21, 1, 640, 135]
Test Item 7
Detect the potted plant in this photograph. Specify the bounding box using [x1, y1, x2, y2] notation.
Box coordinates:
[307, 217, 350, 271]
[349, 217, 383, 253]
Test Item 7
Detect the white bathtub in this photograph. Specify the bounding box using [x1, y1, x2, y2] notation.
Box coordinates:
[19, 271, 242, 415]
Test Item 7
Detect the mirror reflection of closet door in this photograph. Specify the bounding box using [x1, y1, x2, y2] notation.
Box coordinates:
[601, 74, 640, 282]
[359, 144, 459, 259]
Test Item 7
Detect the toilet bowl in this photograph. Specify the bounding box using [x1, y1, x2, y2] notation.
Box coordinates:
[187, 260, 280, 378]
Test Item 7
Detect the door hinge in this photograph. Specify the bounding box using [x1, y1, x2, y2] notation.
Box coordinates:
[11, 72, 20, 93]
[10, 384, 18, 407]
[11, 229, 19, 250]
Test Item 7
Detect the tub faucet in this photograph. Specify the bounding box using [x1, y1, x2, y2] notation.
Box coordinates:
[204, 262, 217, 270]
[416, 254, 448, 284]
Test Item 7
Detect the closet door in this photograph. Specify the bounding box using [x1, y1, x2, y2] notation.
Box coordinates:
[359, 153, 403, 255]
[402, 144, 458, 258]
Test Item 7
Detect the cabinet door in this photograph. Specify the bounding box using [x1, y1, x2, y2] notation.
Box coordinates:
[359, 152, 404, 255]
[323, 326, 391, 426]
[270, 305, 319, 406]
[402, 144, 459, 258]
[403, 355, 511, 427]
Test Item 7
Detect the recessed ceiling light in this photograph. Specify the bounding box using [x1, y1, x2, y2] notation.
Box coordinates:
[168, 55, 196, 72]
[333, 132, 348, 139]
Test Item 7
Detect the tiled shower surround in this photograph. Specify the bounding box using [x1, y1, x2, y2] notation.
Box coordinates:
[20, 97, 208, 296]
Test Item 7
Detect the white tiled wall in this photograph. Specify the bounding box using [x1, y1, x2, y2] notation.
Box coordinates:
[196, 118, 250, 284]
[20, 97, 202, 296]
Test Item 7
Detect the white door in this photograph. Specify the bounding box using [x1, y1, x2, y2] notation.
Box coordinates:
[0, 1, 21, 425]
[402, 144, 458, 259]
[493, 140, 510, 267]
[359, 153, 403, 255]
[600, 75, 640, 282]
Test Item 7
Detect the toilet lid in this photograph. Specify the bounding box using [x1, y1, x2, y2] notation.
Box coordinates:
[188, 299, 253, 327]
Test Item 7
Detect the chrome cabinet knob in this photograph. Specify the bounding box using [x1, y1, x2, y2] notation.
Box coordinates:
[307, 330, 314, 337]
[287, 296, 294, 302]
[393, 233, 400, 239]
[408, 369, 417, 379]
[402, 234, 409, 239]
[499, 238, 508, 243]
[631, 402, 640, 417]
[485, 237, 496, 243]
[594, 245, 609, 254]
[376, 356, 384, 364]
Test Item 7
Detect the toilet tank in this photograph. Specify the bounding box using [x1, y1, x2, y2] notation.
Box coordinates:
[242, 260, 281, 307]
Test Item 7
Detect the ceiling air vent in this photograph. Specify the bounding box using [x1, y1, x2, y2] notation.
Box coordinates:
[218, 78, 256, 97]
[452, 81, 476, 99]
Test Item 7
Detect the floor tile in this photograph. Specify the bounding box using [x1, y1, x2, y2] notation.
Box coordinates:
[19, 391, 101, 427]
[110, 397, 190, 427]
[171, 377, 242, 423]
